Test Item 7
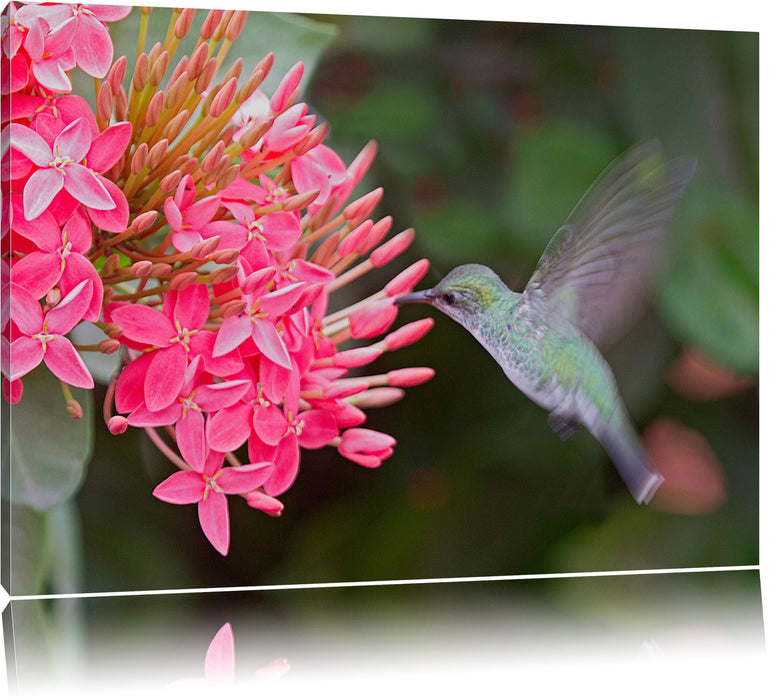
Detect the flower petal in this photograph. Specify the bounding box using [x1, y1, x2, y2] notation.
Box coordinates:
[206, 403, 253, 453]
[262, 434, 300, 496]
[23, 167, 64, 221]
[110, 304, 175, 346]
[204, 623, 235, 682]
[213, 314, 252, 357]
[43, 335, 94, 388]
[64, 163, 114, 209]
[171, 283, 211, 332]
[72, 14, 113, 78]
[45, 278, 92, 334]
[153, 470, 206, 505]
[194, 379, 250, 413]
[297, 410, 339, 449]
[11, 251, 62, 300]
[217, 463, 274, 494]
[198, 491, 230, 556]
[86, 121, 131, 173]
[177, 409, 207, 472]
[10, 283, 44, 335]
[252, 402, 288, 446]
[145, 344, 187, 411]
[9, 123, 52, 166]
[85, 176, 129, 232]
[54, 117, 92, 163]
[251, 319, 292, 370]
[10, 337, 44, 380]
[115, 352, 154, 414]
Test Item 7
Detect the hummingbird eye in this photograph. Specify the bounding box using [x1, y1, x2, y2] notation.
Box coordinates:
[441, 291, 457, 305]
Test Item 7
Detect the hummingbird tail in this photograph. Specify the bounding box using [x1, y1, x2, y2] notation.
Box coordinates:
[597, 420, 664, 504]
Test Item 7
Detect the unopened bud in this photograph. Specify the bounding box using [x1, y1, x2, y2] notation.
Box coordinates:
[370, 228, 414, 267]
[174, 7, 196, 38]
[337, 220, 373, 258]
[107, 416, 129, 435]
[98, 338, 121, 354]
[246, 490, 284, 516]
[165, 72, 187, 108]
[333, 347, 383, 369]
[200, 9, 223, 40]
[209, 266, 238, 284]
[130, 143, 148, 174]
[147, 41, 162, 65]
[357, 216, 392, 255]
[209, 77, 238, 117]
[348, 139, 378, 185]
[226, 10, 248, 40]
[293, 282, 324, 309]
[149, 51, 170, 86]
[381, 318, 434, 351]
[169, 271, 199, 290]
[387, 367, 435, 387]
[196, 58, 218, 94]
[161, 109, 190, 142]
[210, 248, 240, 265]
[241, 266, 276, 295]
[295, 122, 329, 155]
[144, 90, 164, 127]
[215, 164, 240, 190]
[108, 55, 127, 93]
[343, 188, 383, 226]
[220, 299, 246, 319]
[201, 141, 226, 173]
[190, 236, 221, 259]
[159, 170, 182, 193]
[322, 379, 371, 400]
[97, 82, 114, 123]
[66, 399, 83, 420]
[384, 259, 430, 297]
[223, 57, 243, 85]
[103, 322, 123, 338]
[349, 387, 405, 409]
[132, 52, 149, 92]
[132, 260, 153, 277]
[46, 288, 62, 306]
[102, 253, 120, 275]
[282, 189, 319, 212]
[146, 139, 169, 169]
[270, 61, 304, 113]
[149, 262, 173, 278]
[113, 87, 128, 121]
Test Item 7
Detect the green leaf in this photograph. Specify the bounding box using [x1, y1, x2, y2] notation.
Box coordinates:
[658, 185, 758, 375]
[504, 121, 618, 261]
[8, 367, 94, 510]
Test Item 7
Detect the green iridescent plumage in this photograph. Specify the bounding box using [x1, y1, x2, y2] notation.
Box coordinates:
[398, 140, 696, 504]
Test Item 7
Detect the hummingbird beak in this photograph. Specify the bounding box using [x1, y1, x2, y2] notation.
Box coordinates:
[395, 289, 434, 305]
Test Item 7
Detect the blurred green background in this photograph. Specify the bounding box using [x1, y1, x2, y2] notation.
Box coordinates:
[9, 10, 758, 594]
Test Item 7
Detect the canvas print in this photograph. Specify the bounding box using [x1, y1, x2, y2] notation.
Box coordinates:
[0, 1, 758, 602]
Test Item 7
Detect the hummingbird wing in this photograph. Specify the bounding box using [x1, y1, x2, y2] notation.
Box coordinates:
[523, 139, 696, 347]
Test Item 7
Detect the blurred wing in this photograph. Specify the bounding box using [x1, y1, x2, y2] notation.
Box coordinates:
[523, 139, 696, 347]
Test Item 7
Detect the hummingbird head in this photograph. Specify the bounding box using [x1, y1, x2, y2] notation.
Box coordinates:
[396, 264, 509, 326]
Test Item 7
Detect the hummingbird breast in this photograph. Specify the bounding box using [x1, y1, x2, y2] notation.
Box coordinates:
[470, 297, 621, 426]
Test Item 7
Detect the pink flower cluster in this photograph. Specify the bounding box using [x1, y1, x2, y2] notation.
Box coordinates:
[2, 4, 434, 555]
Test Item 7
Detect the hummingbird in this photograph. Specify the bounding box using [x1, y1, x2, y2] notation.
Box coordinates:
[397, 140, 696, 504]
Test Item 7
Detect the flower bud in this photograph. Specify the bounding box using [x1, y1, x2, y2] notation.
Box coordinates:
[357, 216, 392, 255]
[370, 228, 414, 267]
[103, 322, 123, 339]
[130, 143, 148, 174]
[200, 9, 223, 40]
[132, 52, 148, 92]
[66, 399, 83, 420]
[149, 262, 173, 278]
[382, 318, 434, 351]
[169, 271, 199, 290]
[246, 491, 284, 516]
[46, 288, 62, 306]
[220, 299, 246, 319]
[132, 260, 153, 277]
[387, 367, 435, 387]
[107, 416, 129, 435]
[187, 42, 209, 80]
[146, 139, 169, 169]
[241, 266, 276, 295]
[210, 248, 240, 265]
[144, 90, 164, 127]
[108, 55, 127, 94]
[226, 11, 248, 40]
[332, 346, 383, 368]
[209, 265, 239, 284]
[190, 236, 221, 259]
[210, 77, 238, 117]
[271, 61, 304, 113]
[174, 7, 196, 38]
[383, 259, 430, 297]
[322, 379, 371, 400]
[343, 188, 383, 226]
[99, 339, 121, 354]
[349, 387, 405, 408]
[159, 169, 182, 193]
[337, 220, 373, 258]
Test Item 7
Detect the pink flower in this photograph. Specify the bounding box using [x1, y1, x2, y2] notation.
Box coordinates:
[10, 117, 120, 220]
[111, 284, 213, 411]
[291, 144, 354, 214]
[14, 2, 131, 79]
[164, 175, 229, 253]
[10, 279, 94, 388]
[152, 450, 273, 556]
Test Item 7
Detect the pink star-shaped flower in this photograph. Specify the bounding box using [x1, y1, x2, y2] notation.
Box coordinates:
[152, 451, 273, 556]
[10, 278, 93, 388]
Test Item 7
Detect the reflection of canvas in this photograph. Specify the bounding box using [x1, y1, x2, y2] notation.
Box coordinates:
[2, 4, 758, 596]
